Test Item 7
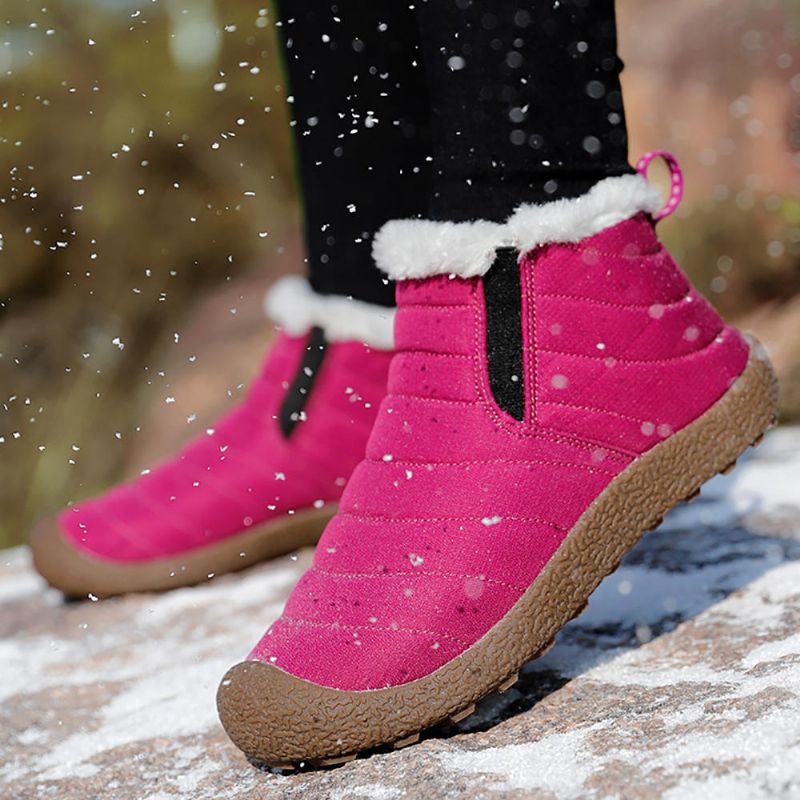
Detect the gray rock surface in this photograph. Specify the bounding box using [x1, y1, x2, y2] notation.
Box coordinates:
[3, 428, 800, 800]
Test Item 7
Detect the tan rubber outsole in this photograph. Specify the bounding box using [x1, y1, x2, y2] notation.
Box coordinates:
[30, 505, 336, 598]
[217, 340, 779, 769]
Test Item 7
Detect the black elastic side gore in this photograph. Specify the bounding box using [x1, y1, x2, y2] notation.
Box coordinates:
[483, 247, 525, 421]
[278, 326, 328, 438]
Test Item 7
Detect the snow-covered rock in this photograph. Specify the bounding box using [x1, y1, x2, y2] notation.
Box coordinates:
[3, 428, 800, 799]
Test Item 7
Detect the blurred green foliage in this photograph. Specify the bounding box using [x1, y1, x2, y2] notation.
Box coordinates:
[0, 0, 295, 548]
[1, 0, 799, 551]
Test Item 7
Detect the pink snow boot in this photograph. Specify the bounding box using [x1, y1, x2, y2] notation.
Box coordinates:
[217, 155, 778, 767]
[31, 277, 394, 597]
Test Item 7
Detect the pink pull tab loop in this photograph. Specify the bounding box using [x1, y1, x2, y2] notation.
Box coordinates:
[636, 150, 684, 221]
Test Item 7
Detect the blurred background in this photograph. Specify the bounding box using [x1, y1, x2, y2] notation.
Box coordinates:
[0, 0, 798, 550]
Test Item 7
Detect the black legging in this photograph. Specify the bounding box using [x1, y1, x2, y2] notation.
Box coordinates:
[275, 0, 632, 307]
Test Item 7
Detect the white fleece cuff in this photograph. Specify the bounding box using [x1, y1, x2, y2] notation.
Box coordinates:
[263, 276, 395, 350]
[373, 174, 663, 281]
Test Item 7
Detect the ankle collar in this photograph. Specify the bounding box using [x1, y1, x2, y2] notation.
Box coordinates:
[373, 173, 663, 281]
[264, 276, 395, 350]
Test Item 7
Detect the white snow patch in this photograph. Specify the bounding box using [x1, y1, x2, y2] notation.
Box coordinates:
[0, 567, 41, 603]
[0, 557, 302, 782]
[442, 727, 602, 797]
[329, 783, 403, 800]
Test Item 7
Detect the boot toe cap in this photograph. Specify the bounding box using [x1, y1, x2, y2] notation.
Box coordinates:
[217, 659, 343, 767]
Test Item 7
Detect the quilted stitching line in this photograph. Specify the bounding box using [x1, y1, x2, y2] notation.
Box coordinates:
[540, 399, 662, 426]
[528, 251, 538, 427]
[311, 566, 528, 593]
[539, 329, 727, 365]
[338, 510, 568, 532]
[387, 394, 476, 406]
[554, 243, 664, 259]
[279, 615, 473, 647]
[393, 385, 634, 461]
[397, 350, 474, 361]
[398, 302, 474, 311]
[538, 290, 692, 311]
[362, 455, 620, 476]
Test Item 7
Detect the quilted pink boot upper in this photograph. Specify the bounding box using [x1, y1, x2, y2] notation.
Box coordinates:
[249, 199, 749, 691]
[57, 285, 393, 563]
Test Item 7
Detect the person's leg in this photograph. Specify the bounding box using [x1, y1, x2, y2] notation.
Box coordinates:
[275, 0, 431, 305]
[31, 3, 432, 596]
[219, 2, 778, 766]
[416, 0, 634, 221]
